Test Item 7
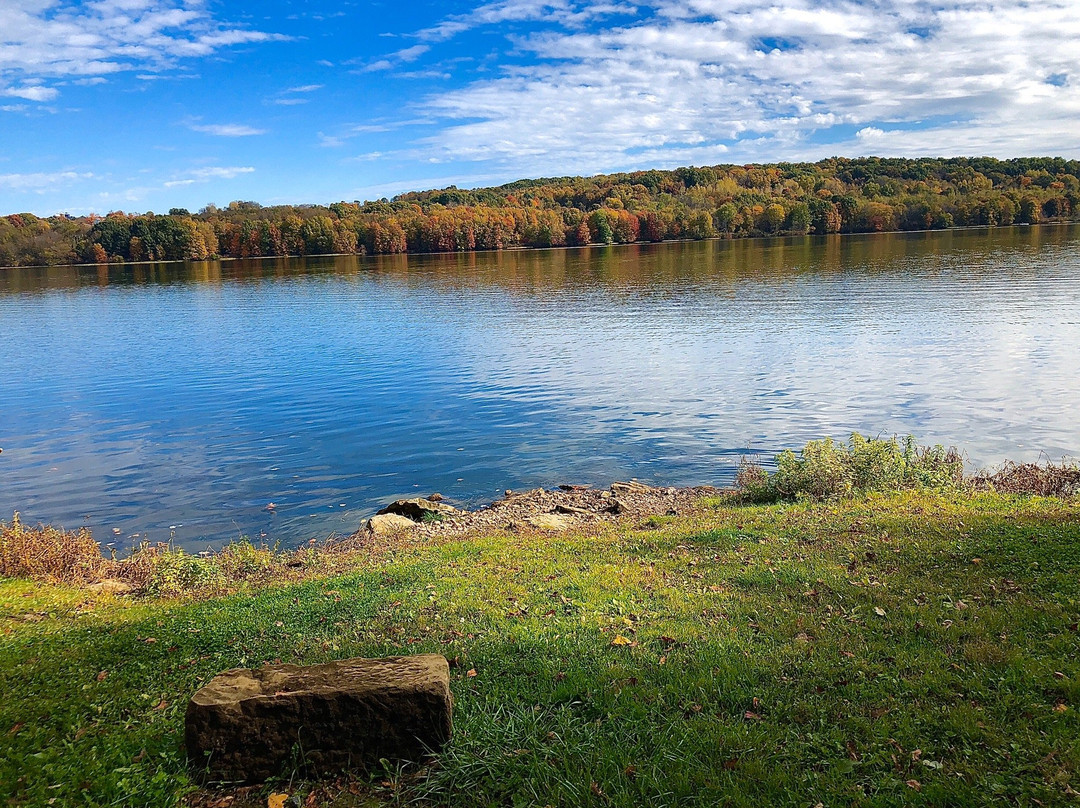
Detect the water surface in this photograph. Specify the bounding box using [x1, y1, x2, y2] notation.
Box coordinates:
[2, 226, 1078, 550]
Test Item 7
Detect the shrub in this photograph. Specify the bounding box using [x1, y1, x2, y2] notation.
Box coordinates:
[737, 434, 963, 502]
[971, 460, 1080, 497]
[0, 512, 107, 584]
[144, 550, 225, 597]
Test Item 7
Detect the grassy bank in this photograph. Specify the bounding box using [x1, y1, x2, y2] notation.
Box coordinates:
[3, 487, 1079, 807]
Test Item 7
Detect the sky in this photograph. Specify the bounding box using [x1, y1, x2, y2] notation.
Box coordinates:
[1, 0, 1079, 216]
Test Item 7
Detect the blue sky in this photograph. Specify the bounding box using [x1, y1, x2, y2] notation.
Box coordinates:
[2, 0, 1079, 215]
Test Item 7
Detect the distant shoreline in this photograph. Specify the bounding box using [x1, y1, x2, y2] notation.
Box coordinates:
[4, 156, 1078, 269]
[1, 220, 1072, 273]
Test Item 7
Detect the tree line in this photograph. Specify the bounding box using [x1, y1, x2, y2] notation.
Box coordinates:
[3, 156, 1079, 267]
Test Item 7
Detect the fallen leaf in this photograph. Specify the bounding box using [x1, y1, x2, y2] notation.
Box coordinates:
[267, 794, 288, 808]
[744, 710, 761, 720]
[466, 669, 477, 678]
[144, 637, 157, 644]
[8, 722, 24, 736]
[611, 634, 635, 647]
[96, 671, 108, 682]
[153, 699, 168, 711]
[1054, 703, 1069, 713]
[905, 780, 921, 791]
[874, 607, 886, 617]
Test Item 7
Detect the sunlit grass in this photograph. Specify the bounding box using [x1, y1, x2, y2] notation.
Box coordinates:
[2, 490, 1079, 806]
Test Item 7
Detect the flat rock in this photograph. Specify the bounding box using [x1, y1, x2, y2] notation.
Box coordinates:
[186, 654, 452, 783]
[611, 481, 652, 495]
[366, 513, 417, 535]
[525, 513, 575, 531]
[87, 578, 134, 595]
[376, 497, 461, 521]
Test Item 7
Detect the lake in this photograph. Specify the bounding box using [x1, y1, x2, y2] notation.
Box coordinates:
[2, 225, 1079, 551]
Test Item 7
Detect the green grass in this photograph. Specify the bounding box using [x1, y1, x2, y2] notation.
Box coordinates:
[2, 490, 1079, 806]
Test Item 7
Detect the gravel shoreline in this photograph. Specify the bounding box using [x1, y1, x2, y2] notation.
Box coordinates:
[352, 481, 727, 542]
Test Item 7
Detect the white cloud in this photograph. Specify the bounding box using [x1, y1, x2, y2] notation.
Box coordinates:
[418, 0, 638, 41]
[399, 0, 1080, 173]
[189, 123, 266, 137]
[359, 44, 431, 72]
[163, 166, 255, 187]
[270, 83, 323, 104]
[0, 0, 287, 101]
[3, 85, 59, 101]
[0, 170, 94, 191]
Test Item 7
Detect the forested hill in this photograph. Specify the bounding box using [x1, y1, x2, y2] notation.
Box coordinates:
[3, 156, 1080, 268]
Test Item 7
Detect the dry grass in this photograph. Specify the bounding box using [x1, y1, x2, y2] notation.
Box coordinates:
[0, 512, 113, 584]
[0, 511, 384, 597]
[972, 460, 1080, 497]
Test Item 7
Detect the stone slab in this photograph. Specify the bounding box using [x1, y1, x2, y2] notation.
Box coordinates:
[376, 498, 461, 521]
[186, 654, 452, 782]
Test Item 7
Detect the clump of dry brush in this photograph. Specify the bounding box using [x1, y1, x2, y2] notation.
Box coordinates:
[0, 512, 113, 585]
[972, 460, 1080, 498]
[0, 512, 354, 596]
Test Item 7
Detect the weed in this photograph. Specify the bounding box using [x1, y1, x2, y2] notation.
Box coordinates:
[972, 459, 1080, 497]
[737, 433, 964, 502]
[0, 512, 107, 583]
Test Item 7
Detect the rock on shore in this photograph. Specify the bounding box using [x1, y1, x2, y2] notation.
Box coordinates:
[185, 654, 452, 783]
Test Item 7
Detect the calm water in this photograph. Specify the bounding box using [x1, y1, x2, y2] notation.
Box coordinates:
[2, 226, 1079, 550]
